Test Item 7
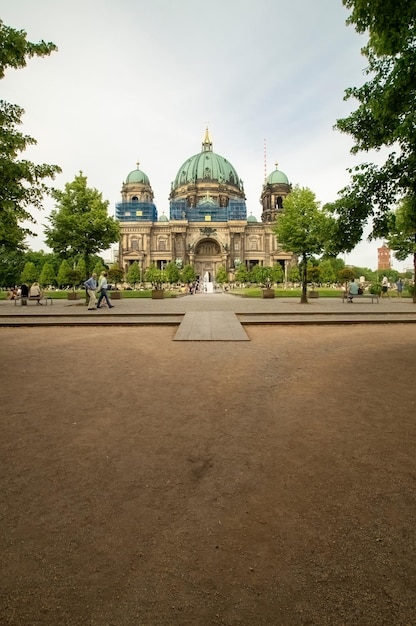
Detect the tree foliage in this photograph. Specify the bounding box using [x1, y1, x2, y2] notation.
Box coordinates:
[250, 264, 272, 287]
[317, 259, 335, 284]
[271, 263, 284, 284]
[234, 264, 249, 283]
[144, 264, 165, 289]
[126, 262, 141, 288]
[288, 264, 300, 283]
[0, 20, 61, 249]
[331, 1, 416, 281]
[180, 264, 196, 284]
[386, 197, 416, 300]
[44, 172, 120, 279]
[0, 246, 25, 286]
[164, 261, 180, 284]
[108, 263, 124, 286]
[20, 261, 38, 284]
[39, 262, 56, 287]
[57, 259, 71, 287]
[215, 265, 228, 284]
[338, 267, 356, 287]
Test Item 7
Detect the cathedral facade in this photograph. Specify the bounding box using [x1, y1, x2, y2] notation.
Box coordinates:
[116, 130, 296, 281]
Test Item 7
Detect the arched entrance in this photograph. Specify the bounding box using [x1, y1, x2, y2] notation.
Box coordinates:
[194, 238, 222, 281]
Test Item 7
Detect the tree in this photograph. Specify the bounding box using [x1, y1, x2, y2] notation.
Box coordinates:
[94, 259, 106, 277]
[250, 264, 272, 287]
[387, 197, 416, 301]
[67, 268, 82, 291]
[274, 186, 331, 303]
[307, 264, 321, 286]
[338, 267, 356, 290]
[39, 262, 56, 288]
[180, 264, 196, 284]
[145, 264, 165, 289]
[331, 1, 416, 288]
[215, 265, 228, 284]
[44, 172, 120, 280]
[76, 257, 86, 281]
[271, 263, 284, 284]
[164, 261, 180, 284]
[235, 264, 249, 283]
[127, 262, 141, 288]
[57, 259, 71, 287]
[20, 261, 38, 285]
[0, 246, 25, 286]
[318, 259, 335, 285]
[0, 20, 61, 249]
[108, 263, 124, 287]
[288, 264, 300, 283]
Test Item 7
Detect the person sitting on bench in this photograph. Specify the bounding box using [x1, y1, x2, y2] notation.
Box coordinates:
[347, 279, 360, 302]
[29, 281, 43, 304]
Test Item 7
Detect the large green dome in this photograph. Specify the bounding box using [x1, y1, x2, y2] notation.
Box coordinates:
[126, 163, 150, 185]
[172, 130, 243, 192]
[266, 163, 289, 185]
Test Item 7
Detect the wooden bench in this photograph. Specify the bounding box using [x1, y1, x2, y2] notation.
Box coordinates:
[14, 295, 53, 306]
[341, 292, 379, 303]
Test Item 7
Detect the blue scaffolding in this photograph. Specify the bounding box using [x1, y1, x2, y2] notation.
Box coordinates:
[115, 201, 158, 222]
[169, 198, 247, 222]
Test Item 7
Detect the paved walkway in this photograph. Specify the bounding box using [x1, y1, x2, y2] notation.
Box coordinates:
[1, 292, 416, 339]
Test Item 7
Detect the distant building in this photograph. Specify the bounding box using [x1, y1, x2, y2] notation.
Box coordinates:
[115, 129, 297, 281]
[377, 244, 391, 271]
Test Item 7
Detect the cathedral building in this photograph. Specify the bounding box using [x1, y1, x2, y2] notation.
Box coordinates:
[116, 129, 296, 281]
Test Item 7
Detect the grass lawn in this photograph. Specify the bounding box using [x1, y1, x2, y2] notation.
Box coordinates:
[0, 287, 411, 300]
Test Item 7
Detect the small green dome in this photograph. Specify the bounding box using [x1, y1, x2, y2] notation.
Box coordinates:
[266, 163, 289, 185]
[126, 163, 150, 185]
[158, 212, 168, 222]
[247, 213, 257, 223]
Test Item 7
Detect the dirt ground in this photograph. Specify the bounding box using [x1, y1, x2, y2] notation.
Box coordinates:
[1, 324, 415, 626]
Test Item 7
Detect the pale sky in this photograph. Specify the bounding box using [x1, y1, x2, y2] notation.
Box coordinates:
[2, 0, 410, 270]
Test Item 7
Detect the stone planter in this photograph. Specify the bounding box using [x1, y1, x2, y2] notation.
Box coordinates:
[151, 289, 164, 299]
[67, 292, 78, 300]
[109, 291, 121, 300]
[262, 288, 275, 299]
[308, 290, 319, 298]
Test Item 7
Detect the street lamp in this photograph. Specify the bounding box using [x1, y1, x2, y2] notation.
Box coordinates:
[140, 252, 146, 287]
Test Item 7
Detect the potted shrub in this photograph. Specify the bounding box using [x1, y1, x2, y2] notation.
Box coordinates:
[107, 265, 124, 299]
[67, 269, 82, 299]
[307, 266, 321, 298]
[251, 265, 275, 298]
[262, 285, 275, 298]
[145, 265, 165, 299]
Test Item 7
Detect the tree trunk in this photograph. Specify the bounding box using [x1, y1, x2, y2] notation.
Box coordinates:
[300, 254, 308, 304]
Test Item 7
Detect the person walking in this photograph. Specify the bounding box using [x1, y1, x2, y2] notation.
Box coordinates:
[396, 278, 404, 298]
[381, 275, 389, 298]
[96, 271, 114, 309]
[84, 272, 97, 310]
